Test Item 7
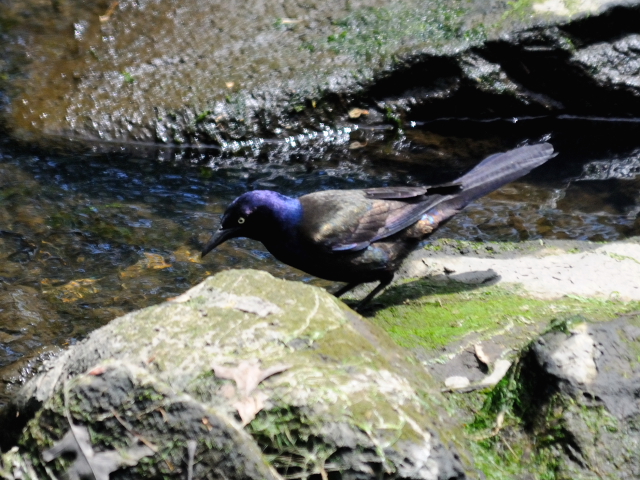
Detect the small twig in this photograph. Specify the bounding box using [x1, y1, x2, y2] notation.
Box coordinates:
[111, 409, 158, 452]
[63, 382, 99, 480]
[187, 440, 197, 480]
[99, 1, 119, 22]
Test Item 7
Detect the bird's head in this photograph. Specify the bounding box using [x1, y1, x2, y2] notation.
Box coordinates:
[201, 190, 300, 257]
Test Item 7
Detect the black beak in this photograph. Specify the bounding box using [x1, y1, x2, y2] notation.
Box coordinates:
[201, 227, 241, 258]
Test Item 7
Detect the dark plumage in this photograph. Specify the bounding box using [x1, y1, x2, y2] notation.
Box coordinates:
[202, 143, 555, 308]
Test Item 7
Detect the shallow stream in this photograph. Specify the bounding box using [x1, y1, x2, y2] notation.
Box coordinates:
[1, 117, 639, 407]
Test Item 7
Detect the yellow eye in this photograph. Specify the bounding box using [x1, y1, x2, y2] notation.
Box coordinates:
[237, 217, 245, 224]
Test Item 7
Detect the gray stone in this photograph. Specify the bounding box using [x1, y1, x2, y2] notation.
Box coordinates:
[528, 314, 640, 478]
[0, 269, 476, 480]
[4, 0, 640, 147]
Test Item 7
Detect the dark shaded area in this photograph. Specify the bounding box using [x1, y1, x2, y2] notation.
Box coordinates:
[373, 4, 640, 130]
[355, 274, 491, 315]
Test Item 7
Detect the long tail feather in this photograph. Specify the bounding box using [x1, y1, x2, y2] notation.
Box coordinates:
[426, 143, 554, 225]
[453, 143, 554, 207]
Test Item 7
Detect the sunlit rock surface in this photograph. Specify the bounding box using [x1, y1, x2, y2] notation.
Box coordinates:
[524, 316, 640, 478]
[0, 269, 475, 480]
[2, 0, 640, 146]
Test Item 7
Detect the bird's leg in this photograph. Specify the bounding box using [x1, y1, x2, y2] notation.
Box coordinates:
[333, 282, 360, 298]
[354, 274, 394, 311]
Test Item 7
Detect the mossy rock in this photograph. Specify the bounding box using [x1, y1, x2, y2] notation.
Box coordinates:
[1, 269, 478, 479]
[459, 314, 640, 480]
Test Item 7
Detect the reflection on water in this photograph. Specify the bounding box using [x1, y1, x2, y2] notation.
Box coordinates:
[0, 119, 639, 407]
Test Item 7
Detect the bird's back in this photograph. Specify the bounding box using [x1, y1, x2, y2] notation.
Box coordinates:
[298, 189, 445, 251]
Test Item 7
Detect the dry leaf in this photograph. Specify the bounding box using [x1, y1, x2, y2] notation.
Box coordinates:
[172, 245, 201, 263]
[213, 359, 290, 397]
[88, 366, 107, 376]
[202, 417, 213, 431]
[43, 424, 153, 480]
[348, 108, 369, 119]
[234, 392, 268, 425]
[474, 344, 491, 367]
[213, 359, 290, 425]
[225, 82, 235, 89]
[478, 359, 512, 388]
[220, 383, 236, 398]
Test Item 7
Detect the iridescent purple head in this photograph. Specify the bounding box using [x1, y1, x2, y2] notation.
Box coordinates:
[201, 190, 301, 257]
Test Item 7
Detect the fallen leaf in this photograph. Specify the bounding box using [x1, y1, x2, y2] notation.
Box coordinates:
[212, 359, 290, 397]
[43, 278, 100, 303]
[348, 108, 369, 119]
[213, 359, 290, 425]
[477, 359, 512, 388]
[172, 245, 201, 263]
[474, 344, 491, 367]
[88, 366, 107, 376]
[202, 417, 213, 431]
[99, 1, 119, 22]
[349, 141, 368, 150]
[234, 392, 268, 426]
[225, 82, 235, 89]
[220, 383, 236, 399]
[43, 424, 153, 480]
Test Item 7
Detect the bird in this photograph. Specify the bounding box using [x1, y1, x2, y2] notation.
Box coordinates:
[202, 143, 554, 309]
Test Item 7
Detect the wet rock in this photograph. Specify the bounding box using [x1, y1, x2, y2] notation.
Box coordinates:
[0, 286, 62, 409]
[0, 269, 476, 479]
[3, 0, 640, 147]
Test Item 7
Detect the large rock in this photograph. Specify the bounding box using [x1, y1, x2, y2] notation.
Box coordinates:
[465, 313, 640, 479]
[3, 0, 640, 146]
[0, 269, 476, 479]
[527, 315, 640, 478]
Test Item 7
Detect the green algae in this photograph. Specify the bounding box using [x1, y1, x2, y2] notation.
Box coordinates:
[309, 0, 481, 65]
[371, 280, 640, 353]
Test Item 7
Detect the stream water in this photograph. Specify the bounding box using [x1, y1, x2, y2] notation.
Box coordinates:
[1, 117, 639, 407]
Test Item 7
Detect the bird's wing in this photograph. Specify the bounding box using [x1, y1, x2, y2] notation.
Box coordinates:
[299, 190, 449, 252]
[298, 144, 554, 254]
[363, 183, 461, 199]
[362, 186, 428, 199]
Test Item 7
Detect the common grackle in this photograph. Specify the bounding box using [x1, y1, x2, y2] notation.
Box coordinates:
[202, 143, 554, 308]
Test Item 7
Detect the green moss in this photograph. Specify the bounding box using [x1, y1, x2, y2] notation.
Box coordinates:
[501, 0, 536, 21]
[247, 406, 334, 477]
[448, 309, 640, 480]
[122, 71, 135, 84]
[304, 1, 482, 66]
[606, 251, 640, 265]
[195, 110, 212, 123]
[372, 281, 640, 352]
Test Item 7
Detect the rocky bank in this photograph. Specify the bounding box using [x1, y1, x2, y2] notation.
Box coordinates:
[3, 0, 640, 147]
